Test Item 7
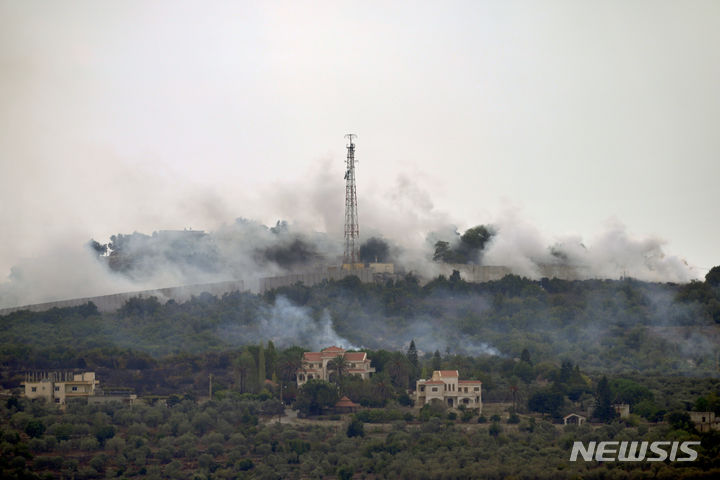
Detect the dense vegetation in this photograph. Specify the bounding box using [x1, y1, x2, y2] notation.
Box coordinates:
[1, 270, 719, 477]
[2, 393, 720, 479]
[2, 271, 719, 373]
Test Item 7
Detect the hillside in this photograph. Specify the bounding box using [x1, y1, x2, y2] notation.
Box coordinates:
[2, 273, 719, 376]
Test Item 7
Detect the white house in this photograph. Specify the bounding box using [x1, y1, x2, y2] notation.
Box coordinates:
[415, 370, 482, 410]
[296, 346, 375, 386]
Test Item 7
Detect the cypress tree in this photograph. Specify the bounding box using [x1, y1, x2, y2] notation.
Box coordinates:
[594, 376, 616, 423]
[406, 340, 419, 382]
[258, 343, 266, 391]
[432, 350, 442, 371]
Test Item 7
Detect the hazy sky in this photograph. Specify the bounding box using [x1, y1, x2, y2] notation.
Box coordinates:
[1, 0, 718, 284]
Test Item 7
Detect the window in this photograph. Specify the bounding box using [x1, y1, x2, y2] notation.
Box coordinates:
[432, 387, 438, 392]
[72, 386, 78, 391]
[54, 398, 60, 403]
[31, 387, 37, 392]
[55, 386, 60, 391]
[474, 387, 479, 392]
[420, 386, 425, 392]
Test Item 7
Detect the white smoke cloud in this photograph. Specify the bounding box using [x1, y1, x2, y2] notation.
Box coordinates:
[478, 209, 698, 283]
[255, 296, 358, 350]
[0, 159, 701, 310]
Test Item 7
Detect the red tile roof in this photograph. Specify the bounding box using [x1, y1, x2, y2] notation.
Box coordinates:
[321, 346, 345, 353]
[459, 380, 482, 384]
[303, 353, 322, 360]
[345, 352, 366, 361]
[335, 396, 360, 408]
[437, 370, 459, 377]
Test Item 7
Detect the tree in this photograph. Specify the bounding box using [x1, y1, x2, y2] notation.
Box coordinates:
[278, 357, 301, 384]
[88, 239, 108, 256]
[666, 411, 696, 432]
[327, 354, 350, 385]
[513, 362, 534, 384]
[406, 340, 419, 384]
[488, 422, 502, 437]
[294, 380, 339, 416]
[594, 376, 616, 423]
[346, 418, 364, 437]
[528, 387, 564, 418]
[265, 341, 277, 379]
[706, 266, 720, 287]
[520, 348, 532, 365]
[460, 225, 494, 252]
[237, 349, 257, 393]
[25, 420, 45, 438]
[432, 350, 442, 371]
[610, 378, 653, 406]
[386, 354, 410, 389]
[433, 241, 452, 262]
[94, 425, 115, 445]
[257, 344, 266, 391]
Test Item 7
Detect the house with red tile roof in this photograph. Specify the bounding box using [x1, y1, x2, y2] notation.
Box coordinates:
[335, 396, 361, 413]
[415, 370, 482, 410]
[296, 346, 375, 386]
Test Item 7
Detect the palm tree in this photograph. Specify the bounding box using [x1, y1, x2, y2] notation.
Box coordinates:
[278, 354, 302, 384]
[327, 354, 350, 385]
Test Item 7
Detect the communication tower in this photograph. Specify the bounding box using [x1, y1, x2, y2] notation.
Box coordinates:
[343, 134, 359, 265]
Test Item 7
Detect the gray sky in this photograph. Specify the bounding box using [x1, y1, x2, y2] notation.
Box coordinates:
[1, 0, 718, 288]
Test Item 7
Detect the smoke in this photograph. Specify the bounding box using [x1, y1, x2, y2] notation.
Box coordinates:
[464, 210, 698, 283]
[0, 157, 702, 309]
[359, 237, 394, 263]
[322, 286, 502, 356]
[219, 296, 358, 350]
[554, 219, 696, 282]
[0, 240, 140, 308]
[402, 318, 501, 357]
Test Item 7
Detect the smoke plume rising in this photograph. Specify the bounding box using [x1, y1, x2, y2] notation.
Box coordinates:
[0, 160, 703, 309]
[219, 296, 358, 351]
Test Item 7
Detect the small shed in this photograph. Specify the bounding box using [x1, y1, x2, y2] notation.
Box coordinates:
[335, 396, 361, 413]
[563, 413, 586, 425]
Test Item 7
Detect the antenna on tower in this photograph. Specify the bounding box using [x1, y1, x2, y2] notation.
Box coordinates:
[343, 134, 359, 266]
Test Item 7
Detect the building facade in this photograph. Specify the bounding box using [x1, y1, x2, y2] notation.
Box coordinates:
[690, 411, 720, 432]
[296, 346, 375, 386]
[23, 372, 99, 405]
[415, 370, 482, 410]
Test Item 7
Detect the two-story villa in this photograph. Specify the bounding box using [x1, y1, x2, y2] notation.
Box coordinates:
[23, 371, 99, 405]
[415, 370, 482, 410]
[296, 346, 375, 386]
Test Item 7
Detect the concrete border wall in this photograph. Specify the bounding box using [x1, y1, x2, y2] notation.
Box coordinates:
[0, 280, 245, 315]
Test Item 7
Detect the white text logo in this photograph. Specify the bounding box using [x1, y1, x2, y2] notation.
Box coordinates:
[569, 441, 700, 462]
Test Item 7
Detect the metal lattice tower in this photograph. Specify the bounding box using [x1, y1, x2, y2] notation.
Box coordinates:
[343, 134, 359, 265]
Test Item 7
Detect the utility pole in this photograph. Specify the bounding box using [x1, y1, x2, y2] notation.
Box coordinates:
[343, 134, 359, 266]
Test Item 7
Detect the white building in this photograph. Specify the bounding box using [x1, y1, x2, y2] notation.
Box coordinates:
[23, 371, 99, 405]
[296, 346, 375, 386]
[415, 370, 482, 410]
